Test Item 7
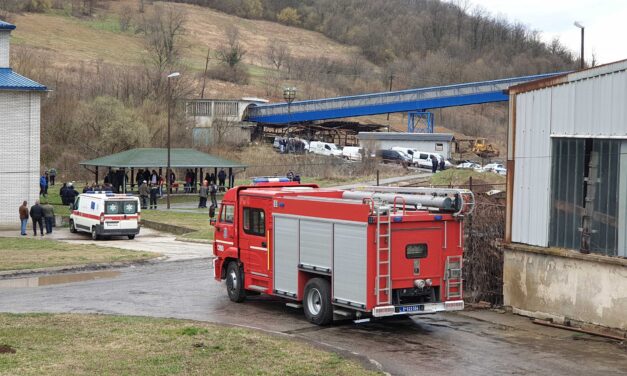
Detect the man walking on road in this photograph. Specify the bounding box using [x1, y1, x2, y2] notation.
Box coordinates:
[41, 201, 55, 234]
[49, 168, 57, 186]
[149, 183, 159, 210]
[19, 201, 28, 236]
[39, 173, 48, 197]
[209, 181, 218, 208]
[30, 200, 44, 236]
[431, 155, 438, 173]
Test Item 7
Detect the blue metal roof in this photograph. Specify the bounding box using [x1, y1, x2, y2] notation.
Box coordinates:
[0, 21, 15, 30]
[0, 68, 47, 91]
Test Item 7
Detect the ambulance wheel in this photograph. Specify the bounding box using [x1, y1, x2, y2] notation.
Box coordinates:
[226, 262, 246, 303]
[91, 227, 99, 241]
[69, 220, 77, 233]
[303, 278, 333, 325]
[127, 235, 135, 240]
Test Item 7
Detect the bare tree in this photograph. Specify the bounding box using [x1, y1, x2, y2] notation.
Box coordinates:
[142, 4, 186, 74]
[266, 39, 290, 71]
[216, 26, 246, 68]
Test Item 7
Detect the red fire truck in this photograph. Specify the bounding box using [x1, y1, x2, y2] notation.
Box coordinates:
[211, 179, 474, 325]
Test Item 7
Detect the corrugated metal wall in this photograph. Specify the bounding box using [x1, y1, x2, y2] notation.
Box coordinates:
[512, 90, 553, 246]
[512, 68, 627, 247]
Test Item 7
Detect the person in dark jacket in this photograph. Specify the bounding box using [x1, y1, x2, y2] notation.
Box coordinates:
[60, 183, 68, 205]
[19, 201, 28, 236]
[30, 200, 44, 236]
[209, 181, 218, 208]
[439, 157, 445, 171]
[63, 183, 79, 208]
[218, 169, 226, 191]
[149, 183, 159, 209]
[431, 155, 438, 173]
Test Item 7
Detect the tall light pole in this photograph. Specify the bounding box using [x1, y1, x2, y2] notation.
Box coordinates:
[574, 21, 585, 70]
[166, 72, 180, 210]
[283, 87, 296, 152]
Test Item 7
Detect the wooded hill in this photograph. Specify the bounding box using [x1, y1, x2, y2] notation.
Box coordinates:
[0, 0, 577, 179]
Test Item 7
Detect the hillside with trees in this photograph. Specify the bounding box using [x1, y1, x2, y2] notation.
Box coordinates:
[0, 0, 576, 179]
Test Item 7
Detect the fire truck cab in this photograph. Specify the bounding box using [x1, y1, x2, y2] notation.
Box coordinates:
[212, 180, 474, 325]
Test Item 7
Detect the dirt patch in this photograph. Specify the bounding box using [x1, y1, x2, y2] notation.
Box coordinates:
[0, 344, 16, 354]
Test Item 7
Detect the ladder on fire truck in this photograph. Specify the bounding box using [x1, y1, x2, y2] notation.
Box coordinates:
[375, 205, 392, 305]
[445, 255, 463, 299]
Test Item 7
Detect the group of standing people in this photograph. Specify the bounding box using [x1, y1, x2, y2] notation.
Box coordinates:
[19, 200, 55, 236]
[198, 180, 218, 209]
[39, 168, 56, 197]
[430, 155, 445, 173]
[138, 180, 161, 210]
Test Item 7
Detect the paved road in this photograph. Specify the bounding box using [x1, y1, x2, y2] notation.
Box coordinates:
[1, 260, 625, 376]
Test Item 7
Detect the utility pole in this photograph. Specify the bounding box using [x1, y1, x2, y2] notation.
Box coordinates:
[386, 73, 394, 125]
[200, 47, 210, 99]
[574, 21, 585, 69]
[166, 72, 180, 210]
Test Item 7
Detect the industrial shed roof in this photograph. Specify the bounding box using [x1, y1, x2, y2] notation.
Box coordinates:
[357, 132, 454, 142]
[80, 148, 246, 169]
[0, 68, 47, 91]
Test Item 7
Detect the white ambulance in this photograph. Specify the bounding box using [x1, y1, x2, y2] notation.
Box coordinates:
[69, 191, 141, 240]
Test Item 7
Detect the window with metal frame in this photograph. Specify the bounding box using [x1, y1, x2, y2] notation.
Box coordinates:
[549, 138, 621, 256]
[220, 205, 234, 224]
[243, 207, 265, 236]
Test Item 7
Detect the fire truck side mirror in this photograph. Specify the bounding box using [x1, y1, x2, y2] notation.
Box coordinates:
[209, 218, 217, 226]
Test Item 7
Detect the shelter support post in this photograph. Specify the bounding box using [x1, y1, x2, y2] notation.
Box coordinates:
[131, 168, 135, 191]
[95, 166, 99, 184]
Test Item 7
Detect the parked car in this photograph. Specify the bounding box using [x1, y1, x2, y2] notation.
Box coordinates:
[309, 141, 343, 157]
[413, 151, 451, 169]
[493, 166, 507, 175]
[342, 146, 363, 161]
[378, 149, 411, 165]
[273, 137, 309, 153]
[457, 162, 482, 170]
[481, 163, 505, 173]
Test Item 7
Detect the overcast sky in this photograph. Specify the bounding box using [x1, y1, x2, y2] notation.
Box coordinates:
[445, 0, 627, 64]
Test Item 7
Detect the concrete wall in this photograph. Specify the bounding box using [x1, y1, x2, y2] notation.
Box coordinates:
[504, 244, 627, 330]
[192, 121, 254, 147]
[0, 91, 41, 228]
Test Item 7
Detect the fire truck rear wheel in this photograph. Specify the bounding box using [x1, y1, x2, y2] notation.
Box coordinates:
[303, 278, 333, 325]
[226, 262, 246, 303]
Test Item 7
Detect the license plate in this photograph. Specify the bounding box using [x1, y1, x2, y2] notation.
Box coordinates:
[106, 221, 119, 227]
[398, 304, 424, 313]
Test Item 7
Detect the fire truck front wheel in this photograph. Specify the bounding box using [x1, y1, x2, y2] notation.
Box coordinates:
[226, 262, 246, 303]
[303, 278, 333, 325]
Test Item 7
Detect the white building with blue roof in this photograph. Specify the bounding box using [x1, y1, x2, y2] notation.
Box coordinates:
[0, 20, 47, 228]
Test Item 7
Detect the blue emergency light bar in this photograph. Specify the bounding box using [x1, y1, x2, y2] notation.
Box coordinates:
[252, 177, 291, 185]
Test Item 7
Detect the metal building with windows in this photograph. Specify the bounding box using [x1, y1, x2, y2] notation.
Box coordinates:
[503, 60, 627, 331]
[0, 20, 47, 228]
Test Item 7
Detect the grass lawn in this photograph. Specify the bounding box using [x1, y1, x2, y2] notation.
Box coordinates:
[0, 314, 379, 376]
[0, 238, 157, 272]
[140, 210, 215, 241]
[430, 169, 506, 187]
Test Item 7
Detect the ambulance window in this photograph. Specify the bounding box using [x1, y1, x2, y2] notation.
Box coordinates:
[220, 205, 234, 224]
[105, 202, 120, 214]
[406, 244, 428, 259]
[243, 207, 265, 236]
[123, 201, 137, 214]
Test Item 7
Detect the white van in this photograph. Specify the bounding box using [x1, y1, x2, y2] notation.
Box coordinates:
[414, 151, 453, 170]
[69, 192, 141, 240]
[308, 141, 342, 157]
[342, 146, 363, 161]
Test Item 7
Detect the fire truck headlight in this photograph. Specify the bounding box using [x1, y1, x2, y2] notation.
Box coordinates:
[414, 279, 426, 289]
[425, 279, 432, 286]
